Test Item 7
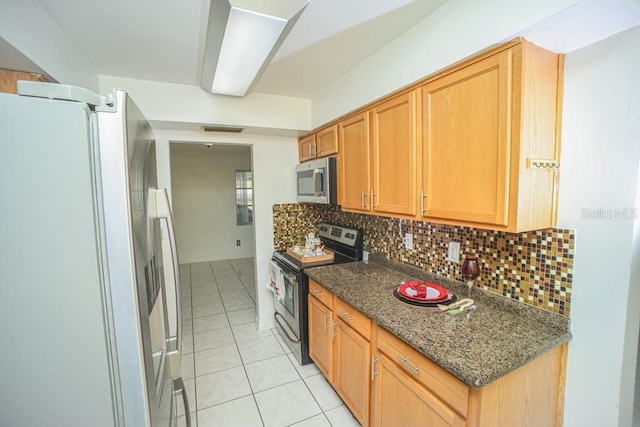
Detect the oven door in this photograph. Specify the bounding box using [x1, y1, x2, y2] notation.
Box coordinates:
[274, 270, 300, 338]
[272, 260, 303, 358]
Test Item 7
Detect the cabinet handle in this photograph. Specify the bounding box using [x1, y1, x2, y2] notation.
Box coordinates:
[361, 190, 367, 209]
[311, 289, 322, 298]
[332, 321, 338, 340]
[420, 189, 427, 215]
[371, 356, 379, 381]
[339, 311, 353, 323]
[396, 356, 421, 376]
[308, 144, 313, 157]
[323, 313, 329, 332]
[371, 190, 376, 208]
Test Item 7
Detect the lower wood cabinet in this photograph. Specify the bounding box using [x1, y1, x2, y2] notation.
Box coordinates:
[308, 278, 372, 425]
[307, 279, 567, 427]
[372, 352, 466, 427]
[308, 289, 333, 381]
[375, 327, 469, 417]
[333, 300, 372, 425]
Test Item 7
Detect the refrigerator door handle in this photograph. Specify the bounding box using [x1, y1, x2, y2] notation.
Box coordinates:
[150, 188, 183, 376]
[172, 377, 191, 427]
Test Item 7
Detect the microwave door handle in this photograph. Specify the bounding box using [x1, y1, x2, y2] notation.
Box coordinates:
[314, 170, 324, 196]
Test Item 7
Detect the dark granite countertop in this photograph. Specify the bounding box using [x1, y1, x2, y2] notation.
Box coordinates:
[304, 255, 571, 388]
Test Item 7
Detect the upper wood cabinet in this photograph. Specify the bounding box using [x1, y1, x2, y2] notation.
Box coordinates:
[298, 124, 338, 162]
[371, 91, 419, 216]
[422, 51, 510, 226]
[421, 41, 562, 232]
[299, 134, 316, 162]
[339, 91, 419, 217]
[0, 69, 48, 94]
[338, 112, 371, 211]
[322, 38, 562, 231]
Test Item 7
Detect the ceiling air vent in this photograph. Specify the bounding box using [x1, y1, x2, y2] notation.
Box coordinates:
[202, 125, 244, 133]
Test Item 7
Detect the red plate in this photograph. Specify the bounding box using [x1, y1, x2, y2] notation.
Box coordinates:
[397, 291, 450, 304]
[398, 282, 449, 302]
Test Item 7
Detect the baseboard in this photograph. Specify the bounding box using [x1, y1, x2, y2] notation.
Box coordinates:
[257, 317, 276, 330]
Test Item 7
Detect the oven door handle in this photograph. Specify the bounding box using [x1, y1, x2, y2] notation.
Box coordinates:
[274, 312, 300, 343]
[283, 273, 297, 282]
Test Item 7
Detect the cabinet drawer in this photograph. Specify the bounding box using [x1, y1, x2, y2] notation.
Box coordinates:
[335, 298, 371, 340]
[376, 326, 469, 417]
[309, 279, 333, 309]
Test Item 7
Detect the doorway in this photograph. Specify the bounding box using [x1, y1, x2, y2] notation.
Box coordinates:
[169, 143, 255, 264]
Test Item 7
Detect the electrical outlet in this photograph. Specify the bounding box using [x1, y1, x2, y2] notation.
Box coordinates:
[447, 242, 460, 263]
[404, 233, 413, 250]
[236, 240, 241, 246]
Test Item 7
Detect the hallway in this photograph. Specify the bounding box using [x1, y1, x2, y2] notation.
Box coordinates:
[178, 258, 360, 427]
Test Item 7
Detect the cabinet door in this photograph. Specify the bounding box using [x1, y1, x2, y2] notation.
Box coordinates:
[299, 134, 316, 162]
[308, 296, 333, 381]
[338, 112, 370, 211]
[372, 353, 466, 427]
[315, 125, 338, 158]
[0, 70, 46, 94]
[333, 319, 370, 425]
[422, 49, 512, 226]
[371, 91, 418, 216]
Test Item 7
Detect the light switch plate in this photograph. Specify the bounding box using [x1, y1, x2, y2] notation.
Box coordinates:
[447, 242, 460, 263]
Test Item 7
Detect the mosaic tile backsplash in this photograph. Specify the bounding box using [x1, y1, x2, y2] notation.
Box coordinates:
[273, 203, 575, 317]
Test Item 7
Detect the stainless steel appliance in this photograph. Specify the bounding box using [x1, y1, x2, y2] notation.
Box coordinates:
[0, 82, 189, 426]
[271, 223, 363, 365]
[295, 157, 337, 204]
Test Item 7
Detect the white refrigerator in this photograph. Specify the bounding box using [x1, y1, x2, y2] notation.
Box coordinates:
[0, 82, 189, 426]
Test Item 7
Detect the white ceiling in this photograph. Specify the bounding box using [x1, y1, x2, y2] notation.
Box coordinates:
[2, 0, 639, 101]
[31, 0, 447, 99]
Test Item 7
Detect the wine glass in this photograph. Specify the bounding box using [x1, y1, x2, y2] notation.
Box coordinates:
[461, 255, 480, 298]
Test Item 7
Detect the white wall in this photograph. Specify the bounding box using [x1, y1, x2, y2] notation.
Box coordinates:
[99, 76, 311, 133]
[155, 130, 298, 330]
[310, 0, 580, 127]
[0, 0, 98, 91]
[557, 26, 640, 427]
[170, 144, 254, 263]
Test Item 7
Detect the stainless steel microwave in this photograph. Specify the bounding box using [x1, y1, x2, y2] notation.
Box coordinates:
[295, 157, 337, 204]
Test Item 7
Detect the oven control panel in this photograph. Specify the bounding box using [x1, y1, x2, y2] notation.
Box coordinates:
[318, 223, 360, 247]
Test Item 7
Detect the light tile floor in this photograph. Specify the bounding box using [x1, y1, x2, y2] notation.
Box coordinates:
[178, 258, 361, 427]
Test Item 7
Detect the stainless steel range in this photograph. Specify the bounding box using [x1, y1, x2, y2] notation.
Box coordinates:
[270, 223, 363, 365]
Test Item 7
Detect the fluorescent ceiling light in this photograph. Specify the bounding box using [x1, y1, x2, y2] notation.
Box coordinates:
[201, 0, 308, 97]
